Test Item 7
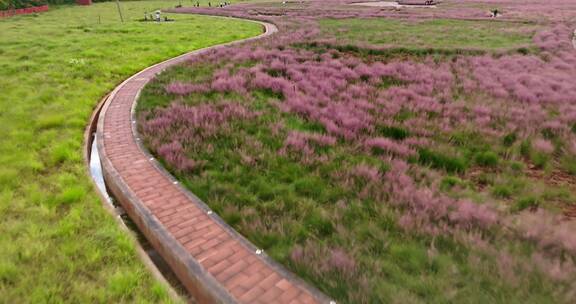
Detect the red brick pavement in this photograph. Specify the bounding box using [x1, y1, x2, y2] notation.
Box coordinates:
[95, 19, 332, 304]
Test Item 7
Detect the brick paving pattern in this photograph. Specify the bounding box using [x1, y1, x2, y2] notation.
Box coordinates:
[96, 20, 332, 304]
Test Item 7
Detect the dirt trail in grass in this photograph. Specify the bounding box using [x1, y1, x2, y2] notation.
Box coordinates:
[524, 168, 576, 218]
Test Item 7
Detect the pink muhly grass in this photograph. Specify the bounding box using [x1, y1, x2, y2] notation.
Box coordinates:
[449, 200, 498, 231]
[384, 160, 498, 235]
[270, 121, 285, 136]
[280, 131, 336, 156]
[351, 164, 381, 183]
[404, 137, 430, 148]
[495, 251, 519, 285]
[541, 120, 565, 135]
[141, 102, 254, 153]
[533, 25, 574, 52]
[251, 71, 291, 95]
[343, 164, 385, 200]
[365, 137, 415, 158]
[468, 49, 576, 108]
[532, 138, 555, 154]
[327, 248, 357, 275]
[513, 210, 576, 256]
[282, 131, 314, 156]
[157, 140, 200, 172]
[289, 243, 357, 278]
[211, 72, 248, 93]
[165, 81, 210, 95]
[290, 245, 306, 264]
[531, 252, 576, 282]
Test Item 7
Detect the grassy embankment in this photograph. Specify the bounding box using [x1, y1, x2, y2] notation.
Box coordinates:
[0, 1, 261, 302]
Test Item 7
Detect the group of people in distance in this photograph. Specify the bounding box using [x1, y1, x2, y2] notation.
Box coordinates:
[207, 1, 231, 7]
[178, 1, 232, 8]
[490, 8, 500, 17]
[143, 10, 173, 22]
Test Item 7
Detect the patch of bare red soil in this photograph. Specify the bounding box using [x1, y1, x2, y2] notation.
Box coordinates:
[525, 165, 576, 219]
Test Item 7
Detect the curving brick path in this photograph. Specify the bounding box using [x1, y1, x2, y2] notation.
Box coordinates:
[95, 18, 332, 304]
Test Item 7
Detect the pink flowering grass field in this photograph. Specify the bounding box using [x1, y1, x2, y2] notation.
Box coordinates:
[138, 0, 576, 302]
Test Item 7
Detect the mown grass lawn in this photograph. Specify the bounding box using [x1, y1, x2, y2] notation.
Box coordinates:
[0, 1, 261, 302]
[320, 18, 537, 51]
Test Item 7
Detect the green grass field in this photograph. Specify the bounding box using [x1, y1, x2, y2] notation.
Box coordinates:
[0, 1, 261, 302]
[320, 18, 537, 50]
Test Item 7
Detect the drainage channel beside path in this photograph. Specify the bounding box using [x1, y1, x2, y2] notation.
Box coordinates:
[88, 17, 334, 304]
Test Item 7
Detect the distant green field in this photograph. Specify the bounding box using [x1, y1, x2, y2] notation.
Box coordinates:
[0, 1, 261, 302]
[320, 18, 536, 50]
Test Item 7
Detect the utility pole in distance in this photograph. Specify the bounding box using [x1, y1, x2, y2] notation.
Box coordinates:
[116, 0, 124, 22]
